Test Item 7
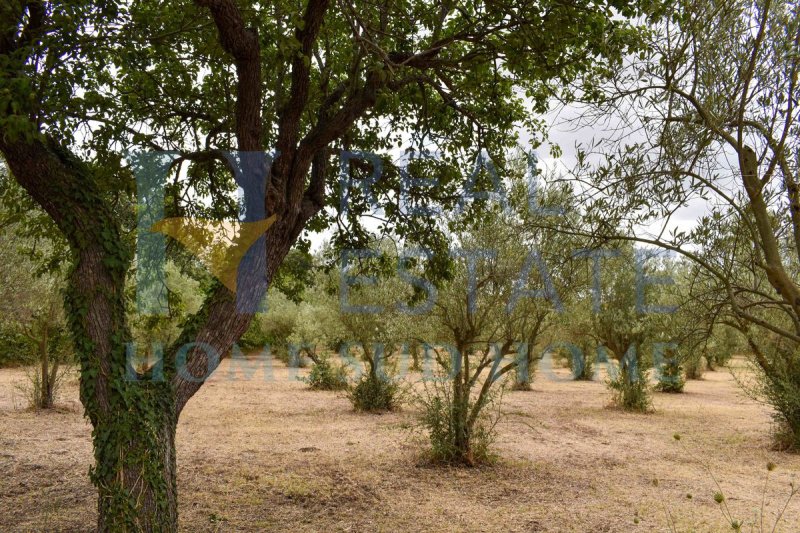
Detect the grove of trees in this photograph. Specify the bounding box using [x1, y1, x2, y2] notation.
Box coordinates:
[1, 0, 798, 531]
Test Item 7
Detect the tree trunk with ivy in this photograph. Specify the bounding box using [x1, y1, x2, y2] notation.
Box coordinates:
[0, 0, 324, 526]
[0, 137, 178, 529]
[0, 7, 313, 526]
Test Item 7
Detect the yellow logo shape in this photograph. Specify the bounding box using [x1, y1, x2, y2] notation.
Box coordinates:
[151, 214, 277, 292]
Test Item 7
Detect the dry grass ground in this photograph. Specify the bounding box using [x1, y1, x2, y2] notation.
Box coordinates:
[1, 356, 798, 532]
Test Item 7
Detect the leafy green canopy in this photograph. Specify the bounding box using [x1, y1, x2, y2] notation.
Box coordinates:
[2, 0, 647, 265]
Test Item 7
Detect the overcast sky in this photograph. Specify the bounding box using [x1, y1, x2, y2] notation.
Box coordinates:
[306, 103, 713, 254]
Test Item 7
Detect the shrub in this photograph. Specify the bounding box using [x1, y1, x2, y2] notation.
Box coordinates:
[303, 354, 348, 391]
[704, 326, 739, 371]
[417, 376, 500, 466]
[656, 358, 685, 393]
[607, 362, 652, 412]
[239, 289, 299, 355]
[756, 357, 800, 452]
[18, 362, 70, 410]
[285, 295, 343, 367]
[734, 330, 800, 451]
[15, 300, 73, 409]
[348, 371, 401, 412]
[0, 327, 33, 367]
[239, 317, 273, 352]
[656, 347, 686, 393]
[683, 352, 705, 380]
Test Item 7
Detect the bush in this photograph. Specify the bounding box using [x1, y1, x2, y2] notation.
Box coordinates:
[286, 296, 343, 367]
[656, 348, 686, 393]
[239, 317, 273, 351]
[303, 354, 348, 391]
[417, 377, 500, 466]
[239, 289, 299, 355]
[0, 327, 33, 367]
[683, 352, 705, 380]
[704, 326, 739, 371]
[347, 371, 401, 412]
[755, 355, 800, 452]
[734, 330, 800, 452]
[656, 358, 685, 393]
[17, 363, 70, 409]
[607, 363, 652, 412]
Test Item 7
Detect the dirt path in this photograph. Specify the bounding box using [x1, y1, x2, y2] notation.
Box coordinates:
[1, 359, 798, 532]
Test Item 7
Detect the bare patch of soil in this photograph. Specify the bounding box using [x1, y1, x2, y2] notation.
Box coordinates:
[1, 358, 798, 532]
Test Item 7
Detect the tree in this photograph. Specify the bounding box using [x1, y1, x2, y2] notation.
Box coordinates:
[661, 265, 745, 380]
[242, 288, 300, 360]
[0, 173, 71, 406]
[590, 245, 655, 411]
[555, 299, 599, 381]
[288, 284, 349, 389]
[0, 227, 70, 407]
[419, 214, 528, 464]
[511, 161, 588, 387]
[572, 0, 800, 445]
[0, 0, 646, 528]
[333, 242, 410, 410]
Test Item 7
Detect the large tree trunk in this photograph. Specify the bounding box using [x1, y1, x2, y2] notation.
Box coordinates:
[1, 131, 310, 531]
[0, 137, 183, 529]
[94, 399, 178, 532]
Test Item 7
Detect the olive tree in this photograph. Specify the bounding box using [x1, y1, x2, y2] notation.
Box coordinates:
[0, 175, 71, 407]
[510, 162, 589, 386]
[0, 229, 70, 407]
[572, 0, 800, 445]
[418, 212, 572, 463]
[566, 243, 676, 410]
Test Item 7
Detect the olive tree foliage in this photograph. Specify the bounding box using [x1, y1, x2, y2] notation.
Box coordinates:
[126, 262, 203, 375]
[569, 0, 800, 445]
[0, 0, 647, 528]
[510, 162, 589, 386]
[329, 241, 418, 409]
[562, 242, 677, 409]
[287, 291, 338, 361]
[283, 273, 349, 388]
[661, 264, 745, 380]
[242, 288, 301, 357]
